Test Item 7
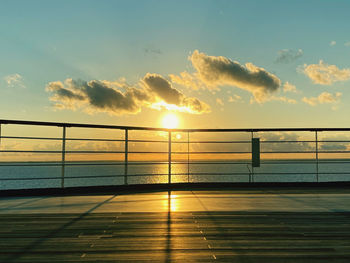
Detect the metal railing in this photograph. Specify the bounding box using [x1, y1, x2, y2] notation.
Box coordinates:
[1, 119, 350, 190]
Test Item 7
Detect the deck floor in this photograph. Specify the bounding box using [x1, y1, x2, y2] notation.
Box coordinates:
[1, 188, 350, 262]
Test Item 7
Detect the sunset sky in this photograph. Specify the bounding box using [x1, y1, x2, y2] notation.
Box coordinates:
[2, 0, 350, 129]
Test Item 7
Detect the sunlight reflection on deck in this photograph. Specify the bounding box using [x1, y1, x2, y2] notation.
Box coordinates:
[163, 193, 178, 211]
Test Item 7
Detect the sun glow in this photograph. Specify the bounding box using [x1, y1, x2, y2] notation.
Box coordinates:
[151, 101, 195, 113]
[161, 113, 179, 129]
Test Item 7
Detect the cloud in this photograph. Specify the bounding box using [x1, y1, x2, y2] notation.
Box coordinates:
[249, 95, 296, 104]
[142, 73, 210, 113]
[190, 50, 281, 103]
[259, 132, 313, 152]
[275, 49, 303, 63]
[47, 79, 148, 114]
[228, 94, 242, 103]
[330, 41, 336, 46]
[46, 81, 85, 110]
[4, 73, 26, 88]
[345, 42, 350, 47]
[144, 47, 162, 55]
[302, 92, 342, 106]
[283, 82, 298, 93]
[143, 73, 183, 105]
[320, 143, 347, 151]
[169, 71, 208, 91]
[319, 135, 350, 151]
[269, 96, 297, 104]
[46, 74, 210, 115]
[302, 60, 350, 85]
[216, 98, 224, 106]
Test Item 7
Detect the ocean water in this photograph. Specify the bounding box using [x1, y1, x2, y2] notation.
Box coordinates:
[1, 160, 350, 190]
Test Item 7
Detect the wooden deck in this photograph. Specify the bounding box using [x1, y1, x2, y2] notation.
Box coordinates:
[1, 188, 350, 262]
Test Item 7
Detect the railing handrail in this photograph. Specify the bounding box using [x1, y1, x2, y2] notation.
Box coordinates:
[1, 119, 350, 132]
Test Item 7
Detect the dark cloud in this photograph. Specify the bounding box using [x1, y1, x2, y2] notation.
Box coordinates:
[183, 97, 210, 113]
[46, 74, 210, 115]
[275, 49, 303, 63]
[143, 73, 182, 105]
[142, 73, 210, 113]
[144, 47, 162, 55]
[320, 143, 347, 151]
[78, 80, 146, 112]
[190, 50, 281, 102]
[46, 81, 85, 109]
[46, 79, 148, 114]
[319, 135, 350, 151]
[259, 132, 313, 152]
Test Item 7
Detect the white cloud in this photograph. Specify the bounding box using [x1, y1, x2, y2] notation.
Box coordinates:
[228, 94, 242, 103]
[169, 71, 208, 91]
[302, 60, 350, 85]
[216, 98, 224, 106]
[302, 92, 341, 106]
[345, 42, 350, 47]
[330, 41, 336, 46]
[4, 73, 26, 88]
[275, 49, 303, 63]
[283, 82, 298, 93]
[270, 96, 297, 104]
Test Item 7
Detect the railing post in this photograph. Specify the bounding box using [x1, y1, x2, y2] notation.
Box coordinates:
[250, 131, 254, 183]
[61, 126, 66, 188]
[315, 130, 319, 183]
[0, 124, 2, 150]
[168, 131, 172, 184]
[187, 131, 190, 183]
[124, 129, 128, 185]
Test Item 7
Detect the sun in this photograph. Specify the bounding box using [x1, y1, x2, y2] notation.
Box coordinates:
[161, 113, 179, 129]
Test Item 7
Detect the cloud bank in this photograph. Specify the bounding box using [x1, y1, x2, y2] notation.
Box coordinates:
[275, 49, 303, 63]
[260, 132, 313, 152]
[189, 50, 281, 103]
[302, 60, 350, 85]
[46, 74, 210, 115]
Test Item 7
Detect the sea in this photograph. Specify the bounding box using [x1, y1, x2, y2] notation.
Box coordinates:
[1, 160, 350, 190]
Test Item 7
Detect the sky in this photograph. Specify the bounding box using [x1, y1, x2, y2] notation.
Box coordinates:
[2, 0, 350, 129]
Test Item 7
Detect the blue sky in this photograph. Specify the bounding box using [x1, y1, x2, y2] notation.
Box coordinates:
[1, 0, 350, 128]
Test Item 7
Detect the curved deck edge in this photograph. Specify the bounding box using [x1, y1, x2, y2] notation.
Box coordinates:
[1, 181, 350, 197]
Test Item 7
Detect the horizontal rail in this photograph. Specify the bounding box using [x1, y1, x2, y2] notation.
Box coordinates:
[2, 119, 350, 132]
[3, 150, 350, 154]
[2, 136, 350, 144]
[0, 150, 125, 153]
[2, 172, 350, 182]
[2, 160, 350, 167]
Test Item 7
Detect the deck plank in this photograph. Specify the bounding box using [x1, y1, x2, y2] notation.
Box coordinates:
[1, 211, 350, 262]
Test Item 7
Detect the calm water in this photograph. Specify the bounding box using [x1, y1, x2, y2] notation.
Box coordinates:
[1, 160, 350, 190]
